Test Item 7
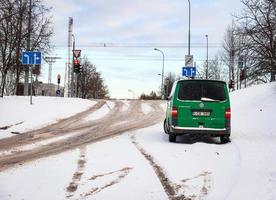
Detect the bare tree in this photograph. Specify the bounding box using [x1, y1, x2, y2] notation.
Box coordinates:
[78, 57, 109, 99]
[164, 72, 176, 98]
[0, 0, 18, 96]
[201, 56, 228, 81]
[0, 0, 53, 97]
[235, 0, 276, 82]
[220, 24, 243, 89]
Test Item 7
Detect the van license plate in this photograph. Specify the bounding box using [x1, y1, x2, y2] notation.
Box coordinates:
[192, 111, 210, 116]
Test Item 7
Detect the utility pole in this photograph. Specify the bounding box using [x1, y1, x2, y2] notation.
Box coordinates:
[44, 57, 61, 83]
[230, 20, 235, 91]
[66, 17, 73, 97]
[71, 34, 75, 97]
[205, 34, 209, 79]
[187, 0, 191, 56]
[24, 0, 32, 96]
[244, 56, 247, 88]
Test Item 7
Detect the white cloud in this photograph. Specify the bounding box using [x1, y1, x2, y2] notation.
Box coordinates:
[43, 0, 242, 98]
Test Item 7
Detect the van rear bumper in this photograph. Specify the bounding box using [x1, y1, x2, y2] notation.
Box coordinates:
[170, 126, 230, 136]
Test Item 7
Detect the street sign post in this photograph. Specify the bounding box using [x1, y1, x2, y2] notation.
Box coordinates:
[21, 51, 42, 105]
[182, 67, 196, 77]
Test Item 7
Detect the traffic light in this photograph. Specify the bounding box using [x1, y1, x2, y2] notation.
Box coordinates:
[79, 65, 83, 73]
[57, 74, 61, 84]
[73, 59, 80, 73]
[228, 79, 234, 89]
[240, 69, 245, 81]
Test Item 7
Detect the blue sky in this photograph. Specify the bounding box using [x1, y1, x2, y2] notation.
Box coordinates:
[43, 0, 242, 98]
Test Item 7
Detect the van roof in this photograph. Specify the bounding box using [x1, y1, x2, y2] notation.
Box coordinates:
[176, 79, 226, 84]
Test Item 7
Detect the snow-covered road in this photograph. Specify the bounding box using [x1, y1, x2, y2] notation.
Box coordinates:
[0, 83, 276, 200]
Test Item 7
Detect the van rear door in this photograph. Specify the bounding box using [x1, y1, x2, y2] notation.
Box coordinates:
[175, 81, 229, 129]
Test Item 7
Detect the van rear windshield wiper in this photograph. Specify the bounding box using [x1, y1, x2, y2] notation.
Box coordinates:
[200, 97, 220, 102]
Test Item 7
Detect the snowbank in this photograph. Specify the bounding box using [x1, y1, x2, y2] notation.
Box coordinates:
[0, 96, 95, 139]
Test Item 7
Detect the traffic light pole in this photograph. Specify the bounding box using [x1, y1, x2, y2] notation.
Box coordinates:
[71, 34, 75, 97]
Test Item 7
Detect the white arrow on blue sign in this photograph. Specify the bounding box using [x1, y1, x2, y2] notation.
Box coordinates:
[182, 67, 196, 77]
[22, 51, 41, 65]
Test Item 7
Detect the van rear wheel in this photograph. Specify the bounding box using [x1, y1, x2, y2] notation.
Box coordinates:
[220, 136, 230, 144]
[163, 119, 170, 134]
[169, 134, 176, 143]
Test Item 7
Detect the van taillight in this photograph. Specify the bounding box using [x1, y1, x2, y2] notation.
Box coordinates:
[225, 108, 231, 119]
[171, 107, 178, 118]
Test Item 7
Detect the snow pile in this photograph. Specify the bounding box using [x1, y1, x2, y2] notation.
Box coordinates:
[231, 82, 276, 137]
[0, 96, 95, 139]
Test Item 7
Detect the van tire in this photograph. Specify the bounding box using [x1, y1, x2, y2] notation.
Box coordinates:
[220, 136, 230, 144]
[163, 119, 170, 134]
[169, 134, 176, 143]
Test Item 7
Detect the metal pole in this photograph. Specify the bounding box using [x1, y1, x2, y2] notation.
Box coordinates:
[67, 17, 73, 97]
[30, 65, 33, 104]
[205, 34, 209, 79]
[244, 56, 247, 88]
[154, 48, 165, 99]
[188, 0, 191, 56]
[48, 62, 52, 83]
[45, 57, 60, 84]
[71, 34, 75, 97]
[240, 70, 242, 89]
[24, 0, 32, 96]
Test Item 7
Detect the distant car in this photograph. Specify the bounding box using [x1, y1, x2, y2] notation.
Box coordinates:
[164, 79, 231, 143]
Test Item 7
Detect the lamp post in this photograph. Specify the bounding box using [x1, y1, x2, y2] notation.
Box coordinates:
[128, 90, 135, 100]
[154, 48, 165, 99]
[205, 34, 209, 79]
[187, 0, 191, 56]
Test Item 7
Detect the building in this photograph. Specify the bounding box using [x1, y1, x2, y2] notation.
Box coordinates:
[36, 83, 64, 97]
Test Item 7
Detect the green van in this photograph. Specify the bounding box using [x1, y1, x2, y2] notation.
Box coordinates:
[164, 79, 231, 143]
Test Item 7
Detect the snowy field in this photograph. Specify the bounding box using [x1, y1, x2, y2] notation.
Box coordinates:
[0, 83, 276, 200]
[0, 96, 96, 139]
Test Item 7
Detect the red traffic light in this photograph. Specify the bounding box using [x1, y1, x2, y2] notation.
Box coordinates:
[74, 59, 79, 65]
[57, 74, 61, 84]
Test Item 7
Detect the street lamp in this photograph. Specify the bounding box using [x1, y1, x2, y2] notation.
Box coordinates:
[187, 0, 191, 56]
[205, 34, 209, 80]
[154, 48, 165, 99]
[128, 90, 135, 100]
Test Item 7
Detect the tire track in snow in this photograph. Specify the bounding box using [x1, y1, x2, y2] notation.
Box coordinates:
[0, 100, 164, 171]
[66, 146, 87, 198]
[81, 167, 132, 198]
[222, 140, 242, 200]
[180, 172, 212, 200]
[130, 135, 191, 200]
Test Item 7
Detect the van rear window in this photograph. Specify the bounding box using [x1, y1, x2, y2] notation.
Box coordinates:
[178, 81, 226, 101]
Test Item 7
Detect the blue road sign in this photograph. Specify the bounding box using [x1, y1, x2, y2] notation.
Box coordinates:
[22, 51, 41, 65]
[182, 67, 196, 77]
[56, 89, 61, 96]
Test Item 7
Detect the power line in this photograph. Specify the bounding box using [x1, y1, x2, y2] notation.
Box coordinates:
[47, 57, 218, 62]
[52, 42, 222, 48]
